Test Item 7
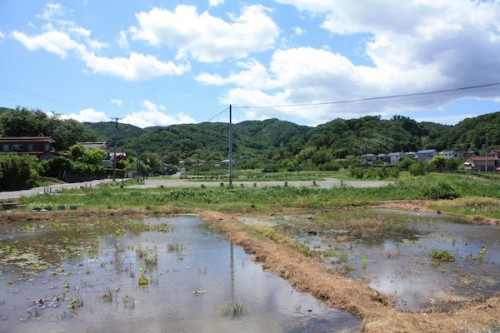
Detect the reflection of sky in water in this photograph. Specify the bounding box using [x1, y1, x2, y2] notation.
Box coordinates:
[0, 216, 360, 333]
[298, 213, 500, 311]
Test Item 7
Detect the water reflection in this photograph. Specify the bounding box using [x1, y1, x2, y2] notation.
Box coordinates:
[294, 210, 500, 311]
[0, 216, 360, 333]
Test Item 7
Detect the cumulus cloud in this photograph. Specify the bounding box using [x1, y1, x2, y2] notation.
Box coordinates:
[209, 0, 224, 7]
[111, 99, 123, 106]
[81, 52, 189, 81]
[131, 4, 279, 62]
[60, 108, 110, 123]
[11, 3, 188, 80]
[199, 0, 500, 123]
[0, 31, 6, 39]
[121, 100, 196, 128]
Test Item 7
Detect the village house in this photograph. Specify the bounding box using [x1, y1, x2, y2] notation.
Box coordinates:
[0, 136, 56, 160]
[415, 149, 438, 163]
[465, 149, 500, 172]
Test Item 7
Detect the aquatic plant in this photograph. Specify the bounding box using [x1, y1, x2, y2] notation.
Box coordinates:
[430, 250, 455, 264]
[138, 274, 149, 287]
[220, 301, 247, 318]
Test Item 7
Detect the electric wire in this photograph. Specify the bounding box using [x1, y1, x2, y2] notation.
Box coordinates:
[205, 107, 229, 122]
[232, 82, 500, 110]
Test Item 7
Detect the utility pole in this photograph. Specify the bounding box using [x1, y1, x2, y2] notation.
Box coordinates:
[111, 117, 121, 182]
[485, 134, 488, 173]
[228, 105, 233, 187]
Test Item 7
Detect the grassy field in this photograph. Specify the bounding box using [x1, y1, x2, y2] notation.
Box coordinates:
[16, 172, 500, 220]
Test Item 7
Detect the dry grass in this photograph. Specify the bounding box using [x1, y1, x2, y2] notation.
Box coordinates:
[201, 210, 500, 333]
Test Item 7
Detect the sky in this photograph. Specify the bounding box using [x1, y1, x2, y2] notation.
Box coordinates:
[1, 0, 500, 128]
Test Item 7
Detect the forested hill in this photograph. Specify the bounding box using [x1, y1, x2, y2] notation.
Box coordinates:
[1, 106, 499, 162]
[83, 112, 499, 160]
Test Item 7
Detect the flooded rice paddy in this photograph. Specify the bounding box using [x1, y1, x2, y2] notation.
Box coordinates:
[259, 210, 499, 311]
[0, 216, 360, 333]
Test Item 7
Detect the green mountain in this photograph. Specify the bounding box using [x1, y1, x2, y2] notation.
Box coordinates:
[2, 106, 499, 166]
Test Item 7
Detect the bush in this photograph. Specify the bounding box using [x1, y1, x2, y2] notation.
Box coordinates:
[0, 153, 41, 190]
[262, 164, 279, 173]
[421, 181, 459, 199]
[319, 161, 341, 171]
[349, 167, 364, 179]
[409, 161, 428, 176]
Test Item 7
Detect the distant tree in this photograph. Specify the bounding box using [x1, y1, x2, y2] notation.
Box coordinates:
[409, 161, 428, 176]
[0, 107, 98, 150]
[0, 153, 41, 190]
[428, 156, 447, 170]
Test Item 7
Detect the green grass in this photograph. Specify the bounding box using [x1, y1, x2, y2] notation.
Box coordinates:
[18, 172, 499, 219]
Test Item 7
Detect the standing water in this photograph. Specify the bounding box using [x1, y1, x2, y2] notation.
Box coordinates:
[0, 216, 360, 333]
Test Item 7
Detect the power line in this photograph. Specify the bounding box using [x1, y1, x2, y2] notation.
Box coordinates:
[205, 107, 229, 122]
[0, 79, 77, 111]
[232, 82, 500, 110]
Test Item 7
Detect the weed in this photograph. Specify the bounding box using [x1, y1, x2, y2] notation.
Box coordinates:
[430, 250, 455, 264]
[220, 301, 247, 318]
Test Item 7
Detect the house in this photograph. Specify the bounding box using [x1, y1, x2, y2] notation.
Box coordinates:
[360, 154, 377, 166]
[466, 156, 499, 172]
[388, 152, 404, 165]
[438, 151, 454, 159]
[466, 149, 500, 171]
[415, 149, 437, 163]
[0, 136, 56, 160]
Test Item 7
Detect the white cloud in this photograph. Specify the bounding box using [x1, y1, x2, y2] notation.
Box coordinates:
[131, 4, 279, 62]
[11, 30, 84, 58]
[209, 0, 224, 7]
[11, 3, 188, 81]
[121, 100, 196, 128]
[117, 30, 129, 49]
[82, 52, 189, 81]
[61, 108, 110, 123]
[196, 59, 278, 89]
[201, 0, 500, 123]
[111, 99, 123, 106]
[0, 31, 5, 39]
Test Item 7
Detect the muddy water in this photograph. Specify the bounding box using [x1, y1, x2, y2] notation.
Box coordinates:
[295, 210, 500, 311]
[0, 216, 360, 333]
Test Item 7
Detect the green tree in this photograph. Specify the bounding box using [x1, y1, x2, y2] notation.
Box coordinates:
[428, 156, 446, 170]
[0, 153, 41, 190]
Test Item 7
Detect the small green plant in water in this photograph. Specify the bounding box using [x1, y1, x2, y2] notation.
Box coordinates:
[220, 301, 247, 318]
[430, 249, 455, 264]
[138, 274, 149, 287]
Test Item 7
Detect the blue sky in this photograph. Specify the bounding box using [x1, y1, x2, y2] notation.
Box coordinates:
[1, 0, 499, 128]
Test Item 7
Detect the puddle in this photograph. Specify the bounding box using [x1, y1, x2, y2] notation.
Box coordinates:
[286, 210, 500, 311]
[242, 210, 500, 311]
[0, 216, 360, 333]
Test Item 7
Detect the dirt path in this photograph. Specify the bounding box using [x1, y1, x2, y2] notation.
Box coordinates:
[200, 211, 500, 333]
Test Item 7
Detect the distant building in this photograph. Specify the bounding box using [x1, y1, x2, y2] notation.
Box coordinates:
[388, 152, 404, 165]
[466, 149, 500, 171]
[438, 151, 454, 159]
[0, 136, 56, 160]
[360, 154, 377, 165]
[415, 149, 437, 163]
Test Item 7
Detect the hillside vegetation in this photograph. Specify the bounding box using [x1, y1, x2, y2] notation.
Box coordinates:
[1, 106, 499, 170]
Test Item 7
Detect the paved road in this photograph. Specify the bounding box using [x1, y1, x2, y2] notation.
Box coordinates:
[1, 177, 393, 200]
[0, 178, 115, 200]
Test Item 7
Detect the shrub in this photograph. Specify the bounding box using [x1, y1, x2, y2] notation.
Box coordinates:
[409, 161, 428, 176]
[421, 181, 459, 199]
